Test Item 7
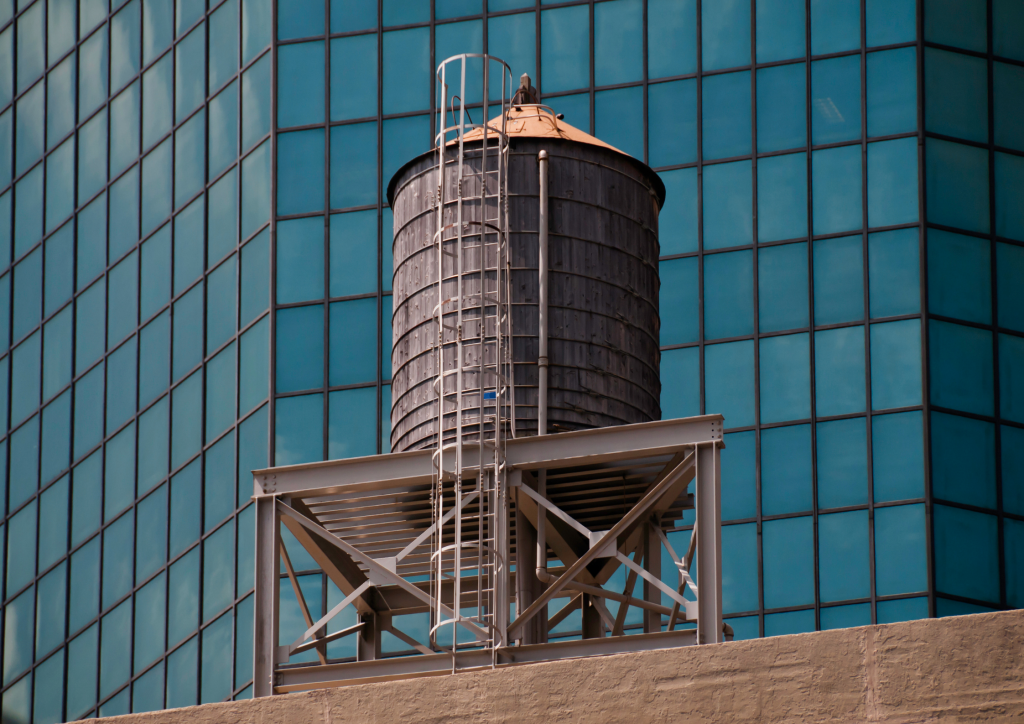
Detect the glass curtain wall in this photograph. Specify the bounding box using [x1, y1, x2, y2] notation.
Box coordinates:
[0, 0, 272, 720]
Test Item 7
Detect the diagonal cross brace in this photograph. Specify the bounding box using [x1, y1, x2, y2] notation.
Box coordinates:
[515, 483, 592, 539]
[291, 579, 374, 651]
[395, 490, 478, 562]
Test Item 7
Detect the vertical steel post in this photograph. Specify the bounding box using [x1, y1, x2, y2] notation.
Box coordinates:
[643, 523, 662, 633]
[696, 443, 723, 644]
[253, 494, 280, 697]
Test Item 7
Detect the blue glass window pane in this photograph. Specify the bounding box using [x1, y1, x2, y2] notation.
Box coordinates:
[138, 312, 170, 405]
[200, 612, 232, 704]
[45, 138, 75, 231]
[71, 454, 102, 547]
[702, 0, 749, 71]
[276, 393, 323, 465]
[932, 411, 995, 508]
[659, 257, 699, 345]
[238, 405, 268, 504]
[764, 609, 814, 636]
[867, 48, 916, 137]
[761, 424, 812, 515]
[658, 169, 698, 255]
[810, 0, 859, 54]
[76, 194, 105, 290]
[929, 320, 993, 416]
[10, 416, 40, 507]
[819, 510, 869, 601]
[934, 504, 999, 603]
[994, 0, 1024, 61]
[435, 0, 479, 18]
[721, 523, 758, 613]
[102, 512, 134, 607]
[759, 242, 808, 333]
[242, 140, 271, 239]
[382, 27, 429, 113]
[11, 333, 40, 427]
[1000, 333, 1024, 423]
[330, 210, 376, 297]
[110, 0, 141, 92]
[719, 431, 755, 520]
[106, 340, 137, 432]
[47, 55, 76, 153]
[138, 396, 169, 492]
[208, 170, 237, 264]
[240, 317, 269, 414]
[42, 309, 72, 404]
[6, 500, 36, 596]
[702, 71, 751, 160]
[866, 0, 915, 46]
[926, 139, 990, 234]
[49, 0, 78, 64]
[78, 26, 108, 118]
[813, 235, 863, 325]
[243, 0, 272, 62]
[142, 140, 172, 237]
[332, 0, 376, 32]
[759, 333, 810, 423]
[876, 596, 928, 624]
[15, 4, 43, 91]
[38, 476, 69, 568]
[996, 152, 1024, 242]
[276, 216, 324, 305]
[107, 252, 138, 346]
[815, 326, 866, 416]
[1005, 518, 1024, 608]
[329, 298, 376, 385]
[820, 602, 870, 630]
[937, 598, 997, 616]
[328, 387, 377, 458]
[0, 27, 9, 109]
[40, 400, 70, 491]
[13, 166, 43, 257]
[704, 340, 755, 428]
[170, 460, 201, 558]
[925, 48, 987, 144]
[203, 435, 234, 533]
[207, 258, 237, 353]
[381, 294, 392, 379]
[872, 411, 924, 502]
[133, 575, 165, 676]
[241, 228, 270, 326]
[168, 552, 199, 646]
[203, 522, 234, 621]
[488, 13, 536, 101]
[171, 372, 202, 470]
[44, 222, 74, 317]
[595, 87, 644, 161]
[175, 23, 206, 122]
[757, 152, 807, 242]
[209, 83, 238, 179]
[278, 41, 325, 128]
[660, 347, 699, 419]
[816, 417, 868, 508]
[998, 242, 1024, 332]
[703, 160, 752, 250]
[648, 0, 696, 78]
[811, 56, 861, 145]
[382, 0, 427, 25]
[177, 0, 205, 34]
[12, 247, 41, 344]
[73, 365, 104, 460]
[172, 282, 204, 380]
[135, 486, 167, 581]
[205, 344, 236, 443]
[704, 250, 753, 339]
[594, 0, 642, 85]
[330, 34, 376, 122]
[756, 0, 805, 63]
[166, 636, 198, 709]
[868, 228, 919, 319]
[382, 115, 429, 198]
[142, 54, 172, 151]
[867, 138, 918, 228]
[540, 5, 589, 93]
[927, 229, 990, 324]
[811, 145, 862, 236]
[276, 305, 324, 393]
[648, 80, 697, 167]
[15, 77, 43, 176]
[0, 110, 8, 188]
[66, 625, 98, 718]
[242, 53, 271, 151]
[762, 516, 814, 608]
[924, 0, 986, 52]
[277, 129, 324, 216]
[870, 319, 921, 410]
[3, 589, 33, 685]
[209, 0, 238, 92]
[330, 122, 377, 209]
[174, 109, 206, 210]
[435, 29, 484, 107]
[277, 0, 322, 39]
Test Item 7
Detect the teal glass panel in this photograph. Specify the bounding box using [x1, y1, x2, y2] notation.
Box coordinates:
[594, 0, 642, 85]
[278, 0, 322, 38]
[329, 210, 377, 297]
[721, 523, 758, 613]
[995, 0, 1024, 60]
[761, 424, 812, 515]
[866, 0, 915, 45]
[3, 588, 34, 685]
[867, 138, 918, 228]
[648, 0, 696, 77]
[924, 0, 986, 52]
[38, 475, 69, 568]
[45, 138, 75, 231]
[925, 139, 990, 234]
[702, 71, 751, 160]
[175, 23, 206, 121]
[47, 55, 76, 152]
[71, 454, 102, 547]
[242, 140, 271, 239]
[276, 305, 324, 393]
[142, 54, 172, 151]
[331, 121, 378, 209]
[207, 258, 237, 352]
[174, 109, 206, 209]
[138, 397, 169, 492]
[6, 501, 36, 596]
[759, 333, 810, 423]
[815, 326, 866, 416]
[277, 41, 324, 128]
[73, 365, 104, 459]
[870, 319, 922, 410]
[172, 282, 204, 380]
[106, 341, 137, 432]
[820, 603, 870, 630]
[998, 242, 1024, 332]
[811, 56, 861, 145]
[931, 411, 996, 508]
[49, 0, 78, 63]
[276, 393, 324, 465]
[142, 140, 172, 237]
[812, 145, 862, 235]
[133, 575, 165, 676]
[104, 423, 136, 517]
[169, 461, 201, 557]
[936, 598, 997, 616]
[995, 152, 1024, 242]
[817, 417, 868, 508]
[166, 636, 198, 709]
[328, 387, 377, 458]
[200, 612, 232, 704]
[242, 53, 271, 151]
[10, 416, 40, 507]
[13, 166, 43, 257]
[243, 0, 272, 62]
[702, 0, 749, 71]
[934, 504, 999, 603]
[487, 13, 536, 101]
[659, 257, 699, 345]
[810, 0, 859, 54]
[704, 340, 755, 428]
[138, 312, 170, 405]
[540, 5, 588, 93]
[208, 170, 238, 264]
[703, 160, 752, 250]
[876, 596, 928, 624]
[209, 84, 238, 179]
[1000, 333, 1024, 423]
[330, 34, 376, 122]
[239, 317, 269, 414]
[108, 252, 138, 346]
[992, 63, 1024, 152]
[329, 298, 376, 385]
[203, 522, 234, 621]
[872, 411, 924, 502]
[762, 516, 814, 608]
[381, 295, 392, 379]
[66, 625, 98, 718]
[382, 27, 429, 113]
[819, 510, 869, 602]
[142, 0, 173, 63]
[548, 93, 589, 133]
[170, 371, 202, 469]
[204, 434, 235, 533]
[43, 222, 74, 317]
[659, 168, 698, 255]
[929, 320, 993, 416]
[868, 228, 919, 319]
[331, 0, 375, 31]
[927, 229, 990, 324]
[436, 0, 479, 18]
[276, 129, 324, 215]
[756, 0, 804, 62]
[205, 344, 236, 443]
[758, 152, 807, 242]
[33, 650, 64, 722]
[135, 485, 167, 581]
[238, 405, 268, 506]
[11, 332, 40, 427]
[660, 347, 699, 419]
[595, 87, 644, 161]
[177, 0, 205, 34]
[759, 242, 808, 332]
[721, 431, 756, 520]
[101, 512, 134, 607]
[648, 79, 697, 167]
[15, 76, 44, 176]
[276, 216, 324, 304]
[925, 48, 987, 144]
[382, 115, 429, 199]
[110, 0, 141, 92]
[15, 4, 44, 91]
[1006, 519, 1024, 608]
[764, 609, 814, 636]
[12, 248, 41, 344]
[209, 0, 238, 92]
[813, 235, 863, 325]
[704, 250, 753, 339]
[382, 0, 427, 25]
[78, 25, 107, 117]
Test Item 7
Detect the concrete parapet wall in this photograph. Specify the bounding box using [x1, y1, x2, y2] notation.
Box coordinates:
[101, 609, 1024, 723]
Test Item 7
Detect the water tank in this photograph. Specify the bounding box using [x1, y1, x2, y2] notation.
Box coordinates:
[388, 104, 666, 453]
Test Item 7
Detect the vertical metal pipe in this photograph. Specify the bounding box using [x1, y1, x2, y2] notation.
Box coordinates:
[536, 151, 549, 584]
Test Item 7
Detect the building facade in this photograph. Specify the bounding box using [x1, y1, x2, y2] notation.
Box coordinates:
[0, 0, 1022, 720]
